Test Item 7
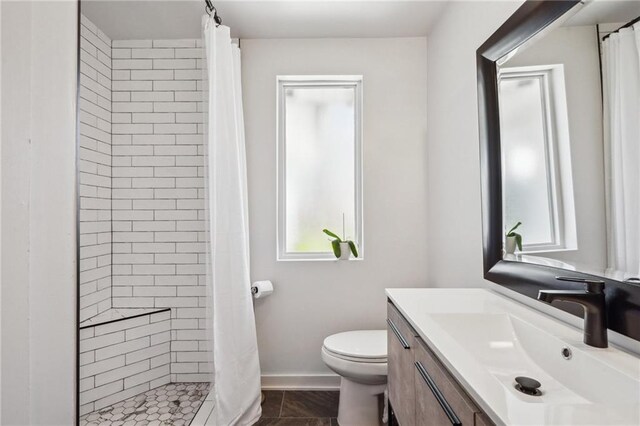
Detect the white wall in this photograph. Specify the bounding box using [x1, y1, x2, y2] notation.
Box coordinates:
[1, 2, 32, 422]
[1, 1, 77, 424]
[426, 1, 523, 289]
[506, 25, 606, 270]
[242, 37, 428, 383]
[0, 0, 3, 420]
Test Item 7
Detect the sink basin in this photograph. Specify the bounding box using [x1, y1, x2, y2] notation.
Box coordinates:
[430, 313, 639, 405]
[386, 288, 640, 425]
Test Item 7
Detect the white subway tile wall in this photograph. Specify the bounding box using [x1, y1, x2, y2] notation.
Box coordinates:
[78, 14, 211, 412]
[109, 37, 209, 384]
[79, 310, 171, 415]
[79, 15, 113, 322]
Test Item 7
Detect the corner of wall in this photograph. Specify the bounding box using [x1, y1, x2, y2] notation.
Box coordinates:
[425, 1, 523, 289]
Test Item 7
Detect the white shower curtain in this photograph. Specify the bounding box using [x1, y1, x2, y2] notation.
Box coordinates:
[602, 24, 640, 277]
[204, 17, 262, 425]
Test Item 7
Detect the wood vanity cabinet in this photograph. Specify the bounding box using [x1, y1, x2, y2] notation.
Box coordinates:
[387, 301, 494, 426]
[387, 302, 418, 426]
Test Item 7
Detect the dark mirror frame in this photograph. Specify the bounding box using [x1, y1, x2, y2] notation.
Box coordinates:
[477, 0, 640, 343]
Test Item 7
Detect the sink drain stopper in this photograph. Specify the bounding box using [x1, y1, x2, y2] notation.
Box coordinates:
[514, 376, 542, 396]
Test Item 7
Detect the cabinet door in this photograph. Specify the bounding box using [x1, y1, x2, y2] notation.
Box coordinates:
[475, 413, 495, 426]
[414, 338, 477, 426]
[414, 355, 455, 426]
[387, 302, 416, 426]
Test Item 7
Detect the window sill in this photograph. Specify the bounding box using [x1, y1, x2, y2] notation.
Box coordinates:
[276, 256, 364, 262]
[520, 247, 578, 255]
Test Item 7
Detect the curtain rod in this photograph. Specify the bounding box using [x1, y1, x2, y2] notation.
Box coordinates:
[602, 15, 640, 41]
[205, 0, 223, 26]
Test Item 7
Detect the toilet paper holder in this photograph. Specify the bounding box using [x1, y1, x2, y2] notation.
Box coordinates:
[251, 280, 274, 299]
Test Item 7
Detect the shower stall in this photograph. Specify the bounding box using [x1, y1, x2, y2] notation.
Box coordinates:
[77, 2, 260, 425]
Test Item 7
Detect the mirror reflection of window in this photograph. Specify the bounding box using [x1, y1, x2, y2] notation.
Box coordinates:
[499, 65, 577, 253]
[501, 76, 555, 246]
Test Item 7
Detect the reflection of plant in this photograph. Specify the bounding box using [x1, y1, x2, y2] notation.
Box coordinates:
[506, 222, 523, 251]
[322, 229, 358, 258]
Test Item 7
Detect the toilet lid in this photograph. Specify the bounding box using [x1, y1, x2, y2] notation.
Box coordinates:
[323, 330, 387, 361]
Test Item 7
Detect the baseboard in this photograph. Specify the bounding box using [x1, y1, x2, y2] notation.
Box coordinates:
[261, 374, 341, 390]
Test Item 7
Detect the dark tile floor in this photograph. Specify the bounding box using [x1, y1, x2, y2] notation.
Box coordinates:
[256, 390, 340, 426]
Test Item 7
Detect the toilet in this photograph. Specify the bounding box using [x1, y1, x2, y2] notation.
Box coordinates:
[321, 330, 387, 426]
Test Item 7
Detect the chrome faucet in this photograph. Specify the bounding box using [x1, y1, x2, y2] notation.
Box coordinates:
[537, 277, 608, 348]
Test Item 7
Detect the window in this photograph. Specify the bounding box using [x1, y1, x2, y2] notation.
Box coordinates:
[499, 65, 577, 253]
[277, 76, 363, 260]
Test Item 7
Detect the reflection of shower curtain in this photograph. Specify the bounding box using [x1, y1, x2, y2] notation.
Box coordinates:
[602, 24, 640, 277]
[204, 16, 262, 425]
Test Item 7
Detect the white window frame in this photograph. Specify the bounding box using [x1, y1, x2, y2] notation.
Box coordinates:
[276, 75, 364, 261]
[499, 65, 577, 253]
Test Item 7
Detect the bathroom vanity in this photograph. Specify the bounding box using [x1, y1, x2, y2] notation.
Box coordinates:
[387, 299, 492, 426]
[387, 292, 493, 426]
[386, 289, 640, 426]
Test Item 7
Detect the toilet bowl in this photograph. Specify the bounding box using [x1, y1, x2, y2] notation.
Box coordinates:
[322, 330, 387, 426]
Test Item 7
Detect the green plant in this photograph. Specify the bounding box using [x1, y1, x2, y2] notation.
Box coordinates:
[506, 221, 523, 251]
[322, 229, 358, 259]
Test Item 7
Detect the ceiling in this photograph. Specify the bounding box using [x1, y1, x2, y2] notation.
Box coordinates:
[81, 0, 449, 40]
[565, 0, 640, 26]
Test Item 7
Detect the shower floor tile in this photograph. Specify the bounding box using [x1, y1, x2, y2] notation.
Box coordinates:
[80, 382, 211, 426]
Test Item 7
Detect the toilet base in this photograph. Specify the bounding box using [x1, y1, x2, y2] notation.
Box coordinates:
[337, 377, 386, 426]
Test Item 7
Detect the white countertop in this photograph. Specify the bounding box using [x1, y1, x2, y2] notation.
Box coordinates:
[386, 288, 640, 426]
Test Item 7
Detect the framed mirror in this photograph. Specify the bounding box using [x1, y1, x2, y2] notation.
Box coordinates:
[477, 0, 640, 342]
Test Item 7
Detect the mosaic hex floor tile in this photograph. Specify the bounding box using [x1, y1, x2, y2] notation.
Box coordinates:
[80, 382, 211, 426]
